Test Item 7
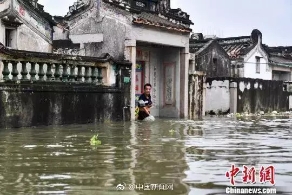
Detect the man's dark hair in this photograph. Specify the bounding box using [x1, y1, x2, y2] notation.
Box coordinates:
[144, 83, 152, 89]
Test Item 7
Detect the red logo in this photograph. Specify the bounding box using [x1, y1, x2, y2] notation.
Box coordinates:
[259, 165, 275, 185]
[242, 165, 256, 184]
[226, 165, 275, 186]
[225, 164, 240, 185]
[19, 6, 25, 16]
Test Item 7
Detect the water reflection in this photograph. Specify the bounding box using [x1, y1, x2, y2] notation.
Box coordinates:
[0, 117, 291, 194]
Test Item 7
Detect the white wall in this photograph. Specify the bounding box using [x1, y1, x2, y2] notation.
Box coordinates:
[17, 24, 51, 52]
[205, 80, 230, 114]
[244, 47, 271, 80]
[0, 0, 10, 13]
[0, 20, 4, 45]
[132, 26, 189, 48]
[160, 47, 181, 118]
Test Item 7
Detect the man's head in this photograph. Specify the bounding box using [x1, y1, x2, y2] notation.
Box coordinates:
[144, 83, 152, 96]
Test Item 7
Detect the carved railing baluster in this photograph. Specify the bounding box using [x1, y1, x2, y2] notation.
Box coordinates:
[69, 65, 76, 82]
[91, 67, 97, 83]
[77, 66, 83, 82]
[20, 61, 29, 81]
[54, 64, 61, 81]
[46, 63, 53, 81]
[84, 67, 90, 83]
[62, 64, 69, 82]
[30, 62, 37, 81]
[11, 61, 19, 81]
[38, 63, 45, 81]
[97, 67, 103, 84]
[2, 60, 10, 81]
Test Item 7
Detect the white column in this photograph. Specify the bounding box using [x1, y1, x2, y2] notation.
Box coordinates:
[125, 39, 136, 121]
[180, 46, 190, 118]
[230, 82, 238, 114]
[202, 81, 206, 116]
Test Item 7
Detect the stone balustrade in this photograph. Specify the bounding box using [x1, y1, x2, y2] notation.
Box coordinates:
[0, 43, 131, 86]
[1, 60, 103, 84]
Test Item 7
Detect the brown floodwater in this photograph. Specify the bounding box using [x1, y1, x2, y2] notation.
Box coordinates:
[0, 117, 291, 195]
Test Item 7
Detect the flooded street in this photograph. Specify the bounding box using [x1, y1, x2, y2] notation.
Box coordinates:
[0, 117, 292, 195]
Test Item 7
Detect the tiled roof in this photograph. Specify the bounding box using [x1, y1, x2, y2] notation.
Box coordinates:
[263, 45, 292, 65]
[189, 36, 254, 58]
[270, 56, 292, 64]
[190, 29, 263, 59]
[132, 12, 192, 33]
[216, 36, 254, 59]
[189, 40, 209, 53]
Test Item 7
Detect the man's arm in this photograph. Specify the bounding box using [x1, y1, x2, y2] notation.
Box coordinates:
[138, 99, 150, 115]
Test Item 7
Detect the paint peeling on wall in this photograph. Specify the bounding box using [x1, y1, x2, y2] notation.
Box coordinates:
[239, 82, 245, 92]
[205, 79, 230, 114]
[205, 77, 292, 114]
[188, 74, 205, 119]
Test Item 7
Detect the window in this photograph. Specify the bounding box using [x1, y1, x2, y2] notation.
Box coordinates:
[5, 28, 17, 48]
[212, 58, 217, 73]
[256, 56, 260, 73]
[213, 58, 217, 64]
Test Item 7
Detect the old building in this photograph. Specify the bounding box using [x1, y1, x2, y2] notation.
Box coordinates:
[216, 29, 270, 80]
[54, 0, 193, 119]
[189, 33, 231, 78]
[189, 29, 292, 81]
[0, 0, 54, 52]
[263, 46, 292, 81]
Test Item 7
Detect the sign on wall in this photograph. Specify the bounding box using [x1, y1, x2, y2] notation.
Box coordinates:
[164, 63, 175, 105]
[136, 49, 149, 62]
[13, 0, 52, 40]
[135, 62, 144, 101]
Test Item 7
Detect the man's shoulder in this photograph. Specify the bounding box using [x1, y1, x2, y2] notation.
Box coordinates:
[139, 93, 146, 99]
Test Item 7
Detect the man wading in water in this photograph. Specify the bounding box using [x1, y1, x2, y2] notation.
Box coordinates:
[137, 83, 153, 120]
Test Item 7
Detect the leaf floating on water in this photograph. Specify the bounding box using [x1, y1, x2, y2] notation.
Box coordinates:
[169, 129, 175, 134]
[90, 134, 102, 146]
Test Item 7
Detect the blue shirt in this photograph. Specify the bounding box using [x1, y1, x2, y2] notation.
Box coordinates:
[138, 93, 152, 108]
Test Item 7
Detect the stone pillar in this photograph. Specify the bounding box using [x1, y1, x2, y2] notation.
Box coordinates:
[230, 82, 238, 114]
[180, 46, 190, 118]
[289, 95, 292, 110]
[202, 81, 206, 116]
[0, 60, 3, 81]
[124, 39, 136, 121]
[189, 54, 195, 74]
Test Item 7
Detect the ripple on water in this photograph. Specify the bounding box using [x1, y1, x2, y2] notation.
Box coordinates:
[0, 118, 291, 194]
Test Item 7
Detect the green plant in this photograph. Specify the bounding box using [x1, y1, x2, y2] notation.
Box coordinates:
[90, 134, 101, 146]
[169, 129, 175, 135]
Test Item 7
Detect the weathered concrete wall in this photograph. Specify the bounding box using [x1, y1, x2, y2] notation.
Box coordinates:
[68, 2, 130, 61]
[195, 41, 231, 78]
[205, 78, 230, 114]
[205, 77, 291, 114]
[17, 24, 52, 52]
[0, 81, 131, 129]
[188, 73, 205, 119]
[237, 78, 289, 113]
